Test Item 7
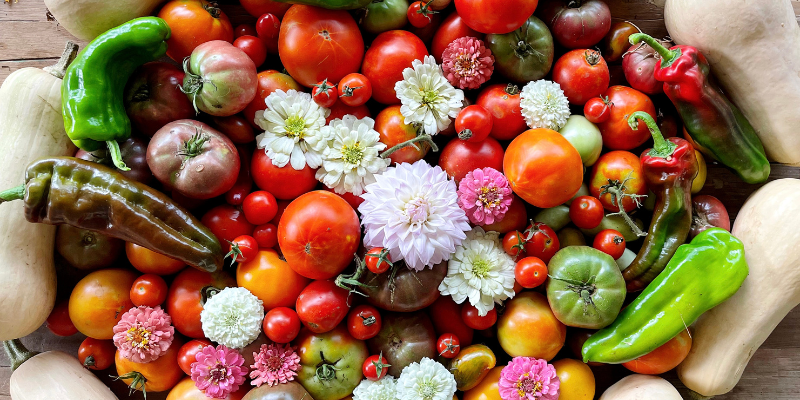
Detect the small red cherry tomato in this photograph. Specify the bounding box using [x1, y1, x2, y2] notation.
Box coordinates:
[455, 105, 493, 143]
[130, 274, 169, 307]
[522, 222, 560, 264]
[501, 230, 528, 260]
[437, 333, 461, 359]
[78, 338, 116, 370]
[363, 353, 391, 381]
[226, 235, 259, 264]
[515, 256, 548, 289]
[177, 339, 213, 375]
[593, 229, 627, 260]
[233, 35, 267, 67]
[407, 1, 434, 28]
[347, 304, 382, 340]
[365, 247, 393, 274]
[312, 79, 339, 108]
[570, 196, 605, 230]
[253, 223, 279, 248]
[338, 73, 372, 107]
[263, 306, 302, 343]
[243, 190, 279, 225]
[256, 13, 281, 54]
[46, 301, 77, 337]
[461, 303, 497, 330]
[234, 24, 258, 39]
[584, 96, 612, 124]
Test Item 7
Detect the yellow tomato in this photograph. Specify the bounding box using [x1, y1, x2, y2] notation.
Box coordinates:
[69, 268, 137, 339]
[237, 249, 310, 310]
[497, 292, 566, 360]
[167, 377, 247, 400]
[552, 359, 595, 400]
[126, 242, 186, 275]
[463, 366, 503, 400]
[691, 150, 707, 194]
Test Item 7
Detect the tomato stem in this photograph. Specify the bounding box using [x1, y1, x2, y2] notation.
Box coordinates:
[113, 371, 148, 399]
[335, 256, 376, 298]
[380, 133, 437, 159]
[600, 173, 648, 237]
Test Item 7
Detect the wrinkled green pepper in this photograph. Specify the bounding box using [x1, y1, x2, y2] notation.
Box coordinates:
[0, 157, 223, 272]
[273, 0, 373, 10]
[581, 228, 748, 364]
[62, 17, 170, 171]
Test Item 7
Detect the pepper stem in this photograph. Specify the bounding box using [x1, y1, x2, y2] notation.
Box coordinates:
[628, 111, 677, 159]
[3, 339, 37, 371]
[629, 33, 680, 67]
[380, 132, 437, 159]
[0, 185, 25, 204]
[106, 140, 130, 171]
[42, 41, 79, 79]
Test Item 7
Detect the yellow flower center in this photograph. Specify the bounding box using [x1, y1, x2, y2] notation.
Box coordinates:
[454, 54, 477, 76]
[418, 378, 438, 400]
[478, 186, 501, 208]
[126, 326, 152, 349]
[284, 115, 306, 139]
[516, 372, 543, 397]
[472, 259, 492, 278]
[341, 142, 364, 165]
[420, 88, 439, 105]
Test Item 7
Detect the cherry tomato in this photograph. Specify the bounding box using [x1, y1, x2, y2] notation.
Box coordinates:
[431, 12, 483, 62]
[522, 222, 560, 264]
[234, 24, 257, 38]
[589, 150, 648, 213]
[365, 247, 392, 274]
[476, 83, 526, 141]
[256, 13, 281, 54]
[437, 333, 461, 359]
[597, 86, 657, 150]
[327, 102, 371, 124]
[243, 70, 301, 128]
[455, 105, 493, 143]
[593, 229, 626, 260]
[125, 242, 186, 275]
[569, 196, 604, 230]
[295, 280, 350, 333]
[553, 49, 610, 105]
[584, 96, 612, 124]
[271, 200, 290, 225]
[243, 190, 279, 226]
[233, 35, 267, 67]
[177, 338, 213, 375]
[362, 30, 429, 104]
[461, 304, 497, 330]
[226, 235, 259, 264]
[263, 307, 302, 343]
[312, 79, 339, 108]
[167, 268, 236, 338]
[240, 0, 291, 19]
[407, 1, 434, 28]
[237, 249, 310, 310]
[253, 223, 279, 248]
[47, 300, 78, 337]
[429, 295, 474, 346]
[338, 73, 372, 107]
[202, 204, 256, 244]
[439, 136, 504, 182]
[130, 274, 169, 307]
[502, 230, 528, 260]
[622, 329, 692, 375]
[515, 257, 548, 289]
[347, 304, 382, 340]
[362, 354, 390, 381]
[212, 115, 256, 144]
[158, 0, 234, 62]
[375, 105, 429, 165]
[252, 148, 318, 200]
[78, 338, 116, 370]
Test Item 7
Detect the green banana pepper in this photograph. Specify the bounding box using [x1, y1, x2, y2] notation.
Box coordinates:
[273, 0, 373, 10]
[581, 228, 748, 364]
[62, 17, 170, 170]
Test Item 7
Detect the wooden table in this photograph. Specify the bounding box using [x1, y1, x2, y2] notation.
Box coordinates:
[2, 0, 800, 399]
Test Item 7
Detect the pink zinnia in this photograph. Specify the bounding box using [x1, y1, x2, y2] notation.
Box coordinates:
[191, 345, 248, 399]
[498, 357, 560, 400]
[249, 343, 301, 387]
[457, 167, 513, 225]
[112, 305, 174, 363]
[442, 36, 495, 90]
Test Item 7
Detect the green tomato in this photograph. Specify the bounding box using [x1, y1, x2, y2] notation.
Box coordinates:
[486, 15, 554, 83]
[360, 0, 409, 35]
[546, 246, 626, 329]
[580, 213, 645, 242]
[296, 325, 368, 400]
[565, 183, 590, 206]
[559, 115, 603, 167]
[558, 227, 587, 247]
[534, 205, 571, 231]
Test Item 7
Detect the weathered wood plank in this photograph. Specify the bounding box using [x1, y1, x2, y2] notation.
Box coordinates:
[0, 58, 58, 84]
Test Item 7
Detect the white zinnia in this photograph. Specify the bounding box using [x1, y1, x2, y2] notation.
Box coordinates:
[520, 80, 571, 131]
[438, 227, 516, 316]
[255, 89, 330, 170]
[315, 115, 390, 196]
[395, 55, 464, 136]
[352, 376, 398, 400]
[359, 160, 471, 272]
[396, 358, 456, 400]
[200, 287, 264, 349]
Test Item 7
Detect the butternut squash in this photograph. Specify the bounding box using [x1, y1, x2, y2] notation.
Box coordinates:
[44, 0, 166, 41]
[664, 0, 800, 165]
[678, 178, 800, 396]
[0, 43, 78, 341]
[598, 374, 681, 400]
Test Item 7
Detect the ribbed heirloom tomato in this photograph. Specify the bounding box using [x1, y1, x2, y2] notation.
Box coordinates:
[362, 30, 429, 104]
[158, 0, 234, 62]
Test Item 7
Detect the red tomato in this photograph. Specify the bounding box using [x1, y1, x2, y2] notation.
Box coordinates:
[177, 339, 212, 375]
[78, 338, 116, 370]
[338, 73, 372, 107]
[278, 191, 361, 279]
[233, 35, 267, 67]
[432, 12, 483, 62]
[212, 115, 256, 144]
[362, 30, 429, 104]
[375, 105, 429, 165]
[515, 257, 548, 289]
[597, 86, 657, 150]
[482, 194, 528, 234]
[167, 268, 236, 338]
[237, 249, 310, 310]
[323, 185, 365, 210]
[47, 301, 77, 337]
[437, 333, 461, 359]
[295, 280, 350, 333]
[502, 230, 528, 260]
[326, 102, 371, 124]
[159, 0, 234, 62]
[202, 204, 255, 245]
[623, 329, 692, 375]
[522, 222, 560, 264]
[243, 190, 279, 225]
[593, 229, 626, 260]
[407, 1, 434, 28]
[454, 0, 538, 34]
[362, 354, 390, 381]
[569, 196, 604, 230]
[553, 49, 610, 105]
[263, 307, 302, 343]
[439, 136, 504, 182]
[253, 223, 279, 248]
[243, 70, 302, 128]
[365, 247, 392, 274]
[503, 128, 584, 208]
[256, 13, 281, 54]
[461, 304, 497, 330]
[279, 5, 364, 87]
[271, 200, 291, 225]
[234, 24, 257, 38]
[476, 83, 527, 141]
[130, 274, 169, 307]
[347, 304, 382, 340]
[428, 295, 474, 346]
[589, 150, 648, 213]
[584, 96, 612, 124]
[227, 235, 259, 264]
[126, 242, 186, 275]
[312, 79, 339, 108]
[240, 0, 291, 18]
[455, 105, 493, 142]
[223, 145, 253, 206]
[252, 149, 318, 200]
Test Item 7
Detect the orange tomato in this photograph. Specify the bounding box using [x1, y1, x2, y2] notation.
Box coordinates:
[126, 242, 186, 275]
[167, 377, 247, 400]
[69, 268, 137, 339]
[503, 129, 584, 208]
[552, 359, 595, 400]
[497, 291, 566, 360]
[589, 150, 648, 213]
[463, 366, 502, 400]
[243, 70, 302, 128]
[116, 339, 186, 394]
[375, 105, 429, 165]
[159, 0, 234, 62]
[237, 249, 310, 310]
[623, 328, 692, 375]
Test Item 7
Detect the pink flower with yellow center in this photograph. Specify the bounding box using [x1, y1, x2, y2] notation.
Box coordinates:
[457, 167, 513, 225]
[498, 357, 559, 400]
[249, 343, 301, 387]
[112, 305, 174, 363]
[191, 345, 248, 399]
[441, 36, 495, 90]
